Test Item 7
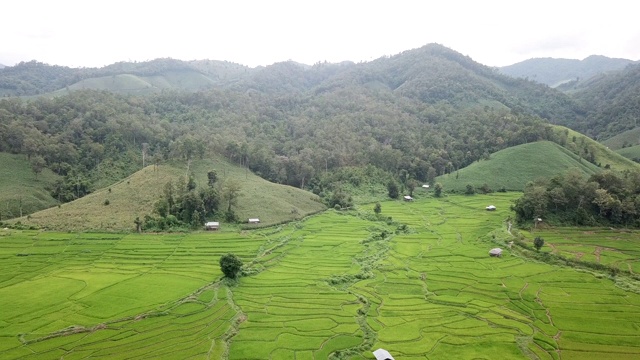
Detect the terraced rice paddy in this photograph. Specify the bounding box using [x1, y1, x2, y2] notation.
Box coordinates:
[522, 227, 640, 273]
[2, 193, 640, 359]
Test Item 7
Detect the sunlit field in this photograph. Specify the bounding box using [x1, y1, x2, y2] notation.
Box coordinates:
[2, 193, 640, 359]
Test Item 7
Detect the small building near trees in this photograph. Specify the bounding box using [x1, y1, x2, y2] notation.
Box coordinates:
[403, 195, 414, 201]
[248, 218, 260, 224]
[489, 248, 503, 257]
[205, 221, 220, 231]
[486, 205, 496, 211]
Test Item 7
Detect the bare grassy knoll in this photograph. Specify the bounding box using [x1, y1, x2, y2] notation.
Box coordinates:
[13, 165, 182, 231]
[12, 158, 325, 231]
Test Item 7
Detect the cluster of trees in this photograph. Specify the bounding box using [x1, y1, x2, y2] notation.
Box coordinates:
[142, 172, 221, 230]
[512, 169, 640, 226]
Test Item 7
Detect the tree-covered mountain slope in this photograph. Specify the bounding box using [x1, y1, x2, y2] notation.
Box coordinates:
[2, 44, 583, 125]
[565, 63, 640, 139]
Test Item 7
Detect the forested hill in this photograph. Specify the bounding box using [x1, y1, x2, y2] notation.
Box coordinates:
[499, 55, 636, 87]
[561, 63, 640, 140]
[1, 44, 580, 122]
[2, 43, 630, 221]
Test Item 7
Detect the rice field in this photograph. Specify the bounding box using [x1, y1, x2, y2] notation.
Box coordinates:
[2, 193, 640, 359]
[521, 227, 640, 273]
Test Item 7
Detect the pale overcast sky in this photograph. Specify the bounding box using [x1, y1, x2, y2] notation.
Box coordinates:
[1, 0, 639, 68]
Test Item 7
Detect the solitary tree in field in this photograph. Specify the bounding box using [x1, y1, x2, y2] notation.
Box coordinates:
[219, 253, 243, 279]
[134, 217, 142, 233]
[374, 202, 381, 215]
[534, 237, 545, 251]
[465, 184, 476, 195]
[434, 183, 443, 197]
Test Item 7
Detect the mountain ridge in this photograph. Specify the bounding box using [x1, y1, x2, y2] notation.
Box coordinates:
[499, 55, 636, 87]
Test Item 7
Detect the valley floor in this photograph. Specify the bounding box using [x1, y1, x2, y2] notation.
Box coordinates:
[1, 194, 639, 359]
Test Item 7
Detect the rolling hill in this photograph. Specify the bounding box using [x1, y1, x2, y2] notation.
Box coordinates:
[499, 55, 635, 87]
[436, 141, 601, 192]
[601, 127, 640, 150]
[615, 145, 640, 162]
[12, 158, 325, 231]
[0, 153, 60, 220]
[0, 58, 250, 96]
[555, 126, 640, 171]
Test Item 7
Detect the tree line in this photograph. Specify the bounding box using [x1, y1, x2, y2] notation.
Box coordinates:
[512, 169, 640, 227]
[0, 87, 566, 204]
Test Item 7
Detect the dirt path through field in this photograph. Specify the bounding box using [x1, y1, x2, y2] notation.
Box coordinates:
[594, 246, 603, 263]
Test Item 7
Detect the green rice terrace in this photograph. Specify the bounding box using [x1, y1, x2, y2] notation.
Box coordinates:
[2, 194, 640, 359]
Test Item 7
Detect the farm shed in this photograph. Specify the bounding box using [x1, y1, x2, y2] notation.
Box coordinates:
[205, 222, 220, 231]
[489, 248, 503, 257]
[373, 348, 395, 360]
[486, 205, 496, 211]
[248, 218, 260, 224]
[422, 184, 430, 189]
[403, 195, 413, 201]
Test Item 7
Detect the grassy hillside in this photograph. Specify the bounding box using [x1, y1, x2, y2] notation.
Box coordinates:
[436, 141, 600, 192]
[189, 158, 326, 225]
[0, 153, 59, 220]
[615, 145, 640, 161]
[601, 127, 640, 150]
[558, 126, 640, 171]
[49, 70, 220, 95]
[13, 158, 325, 231]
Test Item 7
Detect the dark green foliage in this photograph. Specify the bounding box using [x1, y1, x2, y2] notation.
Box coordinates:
[327, 188, 353, 209]
[478, 183, 492, 194]
[434, 183, 443, 197]
[387, 181, 399, 199]
[373, 202, 381, 215]
[465, 184, 475, 195]
[219, 253, 243, 279]
[145, 178, 220, 230]
[103, 199, 110, 206]
[512, 169, 640, 227]
[207, 170, 218, 187]
[50, 173, 91, 203]
[533, 237, 545, 251]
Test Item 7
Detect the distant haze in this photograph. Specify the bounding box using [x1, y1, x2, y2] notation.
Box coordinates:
[2, 0, 639, 68]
